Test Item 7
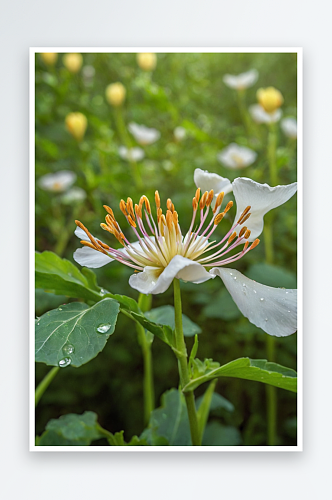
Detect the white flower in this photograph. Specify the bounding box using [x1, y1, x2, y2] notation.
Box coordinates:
[249, 104, 282, 124]
[217, 143, 257, 169]
[118, 146, 145, 162]
[174, 126, 186, 142]
[61, 187, 87, 204]
[281, 117, 297, 139]
[223, 69, 258, 90]
[128, 123, 160, 145]
[38, 171, 76, 192]
[74, 175, 297, 337]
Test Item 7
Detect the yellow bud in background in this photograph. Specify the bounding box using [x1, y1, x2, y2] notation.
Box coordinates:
[63, 53, 83, 73]
[136, 53, 157, 71]
[105, 82, 126, 107]
[40, 53, 58, 66]
[256, 87, 284, 113]
[65, 112, 88, 141]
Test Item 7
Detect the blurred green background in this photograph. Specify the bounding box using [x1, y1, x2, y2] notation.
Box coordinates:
[35, 52, 297, 445]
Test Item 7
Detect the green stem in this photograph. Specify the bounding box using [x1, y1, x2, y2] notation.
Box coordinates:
[35, 367, 59, 406]
[173, 279, 200, 446]
[114, 107, 143, 189]
[137, 293, 154, 425]
[237, 89, 251, 136]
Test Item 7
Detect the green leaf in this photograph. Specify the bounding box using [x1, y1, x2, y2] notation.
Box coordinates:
[202, 289, 241, 320]
[106, 430, 148, 446]
[145, 305, 202, 337]
[140, 389, 192, 446]
[35, 288, 68, 316]
[184, 358, 297, 393]
[35, 298, 120, 367]
[37, 412, 105, 446]
[188, 334, 199, 372]
[202, 421, 242, 446]
[196, 380, 217, 442]
[35, 251, 102, 302]
[246, 263, 297, 289]
[130, 311, 174, 348]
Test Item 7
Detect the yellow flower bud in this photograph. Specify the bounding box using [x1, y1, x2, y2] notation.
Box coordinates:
[136, 53, 157, 71]
[256, 87, 284, 113]
[105, 82, 126, 107]
[65, 112, 88, 141]
[63, 53, 83, 73]
[40, 53, 58, 66]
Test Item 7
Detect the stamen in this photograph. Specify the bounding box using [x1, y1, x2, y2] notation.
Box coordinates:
[126, 198, 134, 218]
[195, 188, 200, 203]
[199, 191, 208, 210]
[239, 226, 247, 237]
[213, 191, 224, 213]
[81, 240, 97, 250]
[103, 205, 115, 218]
[192, 197, 198, 211]
[119, 199, 127, 216]
[167, 198, 172, 210]
[214, 213, 224, 225]
[75, 220, 100, 250]
[223, 201, 233, 214]
[239, 212, 251, 225]
[206, 190, 214, 207]
[244, 229, 251, 239]
[249, 238, 260, 250]
[155, 191, 160, 210]
[127, 215, 137, 228]
[228, 231, 237, 244]
[135, 203, 142, 218]
[237, 206, 251, 224]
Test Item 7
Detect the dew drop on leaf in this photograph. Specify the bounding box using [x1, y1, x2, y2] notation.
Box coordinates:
[62, 344, 75, 355]
[96, 323, 112, 334]
[260, 298, 264, 301]
[58, 357, 71, 368]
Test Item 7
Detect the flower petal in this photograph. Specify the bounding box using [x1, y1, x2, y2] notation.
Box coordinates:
[210, 267, 297, 337]
[232, 177, 297, 240]
[73, 247, 113, 268]
[217, 143, 257, 169]
[129, 255, 214, 294]
[194, 168, 233, 196]
[249, 104, 282, 124]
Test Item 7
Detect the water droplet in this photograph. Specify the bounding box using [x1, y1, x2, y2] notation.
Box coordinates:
[288, 310, 291, 313]
[58, 307, 62, 311]
[265, 318, 268, 322]
[58, 357, 71, 368]
[285, 291, 289, 294]
[100, 288, 107, 295]
[230, 273, 233, 276]
[96, 323, 112, 334]
[68, 272, 72, 277]
[233, 277, 237, 280]
[242, 283, 246, 287]
[253, 290, 257, 294]
[281, 375, 286, 378]
[62, 344, 75, 355]
[260, 298, 264, 301]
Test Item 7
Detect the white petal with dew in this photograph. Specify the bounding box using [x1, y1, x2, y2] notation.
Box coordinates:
[194, 168, 233, 196]
[73, 247, 114, 268]
[129, 255, 214, 294]
[232, 177, 297, 240]
[210, 268, 297, 337]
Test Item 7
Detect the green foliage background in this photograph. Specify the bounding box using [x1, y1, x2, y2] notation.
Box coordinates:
[35, 52, 297, 446]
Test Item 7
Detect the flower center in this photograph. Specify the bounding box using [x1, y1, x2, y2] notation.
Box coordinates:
[75, 188, 260, 273]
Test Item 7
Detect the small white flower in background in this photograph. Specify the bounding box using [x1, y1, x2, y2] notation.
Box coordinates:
[223, 69, 258, 90]
[249, 104, 282, 124]
[82, 65, 95, 87]
[128, 123, 160, 145]
[38, 171, 77, 193]
[174, 126, 186, 142]
[281, 117, 297, 139]
[74, 170, 297, 337]
[217, 143, 257, 169]
[118, 146, 145, 162]
[61, 187, 87, 204]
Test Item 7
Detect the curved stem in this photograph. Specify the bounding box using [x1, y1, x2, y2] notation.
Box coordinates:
[173, 279, 200, 446]
[35, 366, 59, 406]
[137, 293, 154, 425]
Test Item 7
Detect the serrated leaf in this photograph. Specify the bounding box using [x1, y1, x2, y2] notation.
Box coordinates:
[145, 305, 201, 337]
[140, 389, 192, 446]
[35, 298, 120, 367]
[36, 251, 102, 302]
[37, 412, 104, 446]
[202, 421, 242, 446]
[246, 263, 297, 289]
[184, 358, 297, 393]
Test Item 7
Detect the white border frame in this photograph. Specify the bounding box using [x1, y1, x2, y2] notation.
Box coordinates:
[30, 47, 302, 452]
